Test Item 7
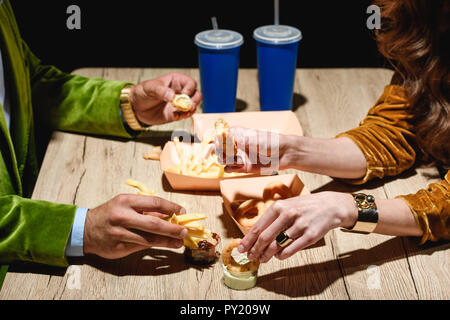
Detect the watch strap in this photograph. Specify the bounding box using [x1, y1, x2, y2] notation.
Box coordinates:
[120, 85, 151, 131]
[346, 193, 379, 233]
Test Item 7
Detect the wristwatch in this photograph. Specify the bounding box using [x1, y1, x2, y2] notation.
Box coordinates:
[120, 85, 151, 131]
[345, 193, 379, 233]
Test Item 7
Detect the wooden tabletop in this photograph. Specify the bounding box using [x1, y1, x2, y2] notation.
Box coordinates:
[1, 68, 448, 300]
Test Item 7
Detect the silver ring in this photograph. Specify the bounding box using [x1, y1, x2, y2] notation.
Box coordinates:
[276, 231, 294, 247]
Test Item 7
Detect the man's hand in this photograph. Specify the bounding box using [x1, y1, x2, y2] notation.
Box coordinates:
[83, 194, 188, 259]
[129, 72, 201, 125]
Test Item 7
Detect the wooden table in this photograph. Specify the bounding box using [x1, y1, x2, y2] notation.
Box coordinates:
[1, 68, 448, 300]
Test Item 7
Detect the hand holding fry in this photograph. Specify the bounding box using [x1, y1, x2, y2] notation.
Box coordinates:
[129, 72, 201, 125]
[83, 194, 188, 259]
[216, 127, 296, 174]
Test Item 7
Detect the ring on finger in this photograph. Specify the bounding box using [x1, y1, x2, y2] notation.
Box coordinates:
[276, 231, 294, 247]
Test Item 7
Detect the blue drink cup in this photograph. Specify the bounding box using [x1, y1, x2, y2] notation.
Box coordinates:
[195, 30, 244, 113]
[254, 25, 302, 111]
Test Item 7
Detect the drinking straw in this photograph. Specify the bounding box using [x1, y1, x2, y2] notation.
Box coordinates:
[211, 16, 219, 30]
[274, 0, 280, 25]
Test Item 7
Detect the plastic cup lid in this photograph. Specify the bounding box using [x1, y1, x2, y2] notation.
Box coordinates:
[195, 29, 244, 49]
[253, 25, 302, 44]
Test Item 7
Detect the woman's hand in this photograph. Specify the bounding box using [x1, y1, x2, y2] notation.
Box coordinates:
[220, 127, 368, 180]
[238, 192, 358, 263]
[130, 72, 202, 125]
[83, 194, 188, 259]
[217, 127, 299, 174]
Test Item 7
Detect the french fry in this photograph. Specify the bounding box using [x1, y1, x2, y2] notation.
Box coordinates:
[168, 123, 246, 179]
[167, 213, 212, 249]
[183, 221, 205, 231]
[143, 146, 162, 160]
[168, 213, 206, 225]
[126, 179, 156, 195]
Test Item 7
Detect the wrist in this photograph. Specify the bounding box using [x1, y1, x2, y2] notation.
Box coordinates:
[120, 85, 151, 131]
[83, 209, 93, 255]
[280, 135, 306, 169]
[339, 193, 359, 229]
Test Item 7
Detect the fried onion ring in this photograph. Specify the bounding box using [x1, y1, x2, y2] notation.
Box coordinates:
[222, 239, 260, 275]
[172, 94, 192, 112]
[234, 199, 267, 229]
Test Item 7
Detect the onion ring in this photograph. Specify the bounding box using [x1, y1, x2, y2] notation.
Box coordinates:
[222, 239, 260, 275]
[234, 199, 267, 229]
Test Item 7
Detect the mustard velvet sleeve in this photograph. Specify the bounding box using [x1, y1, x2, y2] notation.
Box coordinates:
[336, 85, 417, 184]
[397, 171, 450, 243]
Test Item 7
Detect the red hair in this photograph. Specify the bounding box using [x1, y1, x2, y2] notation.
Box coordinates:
[374, 0, 450, 166]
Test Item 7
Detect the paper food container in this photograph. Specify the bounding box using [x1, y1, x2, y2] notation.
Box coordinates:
[220, 174, 310, 235]
[160, 141, 254, 191]
[192, 111, 303, 141]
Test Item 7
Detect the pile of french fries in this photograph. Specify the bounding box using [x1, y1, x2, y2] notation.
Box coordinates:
[167, 213, 213, 249]
[168, 136, 244, 178]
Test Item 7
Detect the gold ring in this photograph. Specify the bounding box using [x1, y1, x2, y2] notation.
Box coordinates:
[276, 231, 293, 247]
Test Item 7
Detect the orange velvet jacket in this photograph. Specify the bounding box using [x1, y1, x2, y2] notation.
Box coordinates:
[337, 85, 449, 243]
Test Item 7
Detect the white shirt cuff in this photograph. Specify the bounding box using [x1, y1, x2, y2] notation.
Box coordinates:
[65, 207, 88, 257]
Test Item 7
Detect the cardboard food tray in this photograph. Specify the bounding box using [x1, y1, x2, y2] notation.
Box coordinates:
[160, 141, 255, 191]
[220, 174, 310, 235]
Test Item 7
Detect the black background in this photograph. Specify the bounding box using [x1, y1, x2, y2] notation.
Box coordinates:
[10, 0, 388, 73]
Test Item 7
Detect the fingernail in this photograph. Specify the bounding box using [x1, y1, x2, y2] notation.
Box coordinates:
[238, 245, 245, 253]
[248, 252, 255, 260]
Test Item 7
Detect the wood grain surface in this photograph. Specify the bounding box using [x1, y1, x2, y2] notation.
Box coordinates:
[0, 68, 448, 300]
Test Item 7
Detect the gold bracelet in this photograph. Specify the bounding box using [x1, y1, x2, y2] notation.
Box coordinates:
[120, 85, 151, 131]
[344, 193, 379, 233]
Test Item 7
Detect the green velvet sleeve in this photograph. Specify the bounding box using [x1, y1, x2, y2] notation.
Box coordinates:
[21, 41, 134, 139]
[0, 195, 76, 267]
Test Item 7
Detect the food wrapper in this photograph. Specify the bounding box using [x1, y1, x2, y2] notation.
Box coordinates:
[160, 141, 255, 191]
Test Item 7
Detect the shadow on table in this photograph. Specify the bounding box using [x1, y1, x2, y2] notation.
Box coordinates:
[71, 248, 215, 276]
[256, 236, 450, 298]
[292, 93, 308, 112]
[7, 248, 215, 278]
[310, 168, 419, 194]
[235, 98, 248, 112]
[235, 93, 307, 113]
